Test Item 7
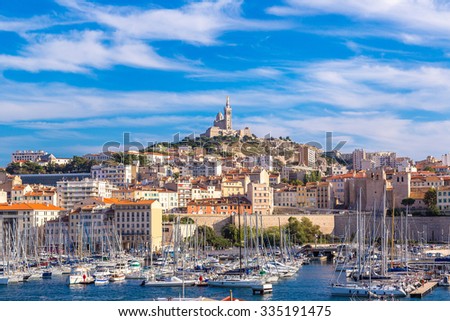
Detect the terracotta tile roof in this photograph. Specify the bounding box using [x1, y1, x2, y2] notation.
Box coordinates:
[24, 191, 56, 197]
[12, 185, 29, 191]
[113, 200, 156, 206]
[0, 203, 65, 211]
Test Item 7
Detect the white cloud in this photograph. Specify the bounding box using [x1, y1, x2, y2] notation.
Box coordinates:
[288, 57, 450, 112]
[2, 57, 450, 122]
[0, 15, 54, 34]
[268, 0, 450, 46]
[243, 113, 450, 159]
[57, 0, 289, 45]
[0, 30, 196, 73]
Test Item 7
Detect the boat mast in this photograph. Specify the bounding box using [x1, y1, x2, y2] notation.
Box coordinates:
[381, 184, 387, 277]
[238, 195, 242, 276]
[391, 195, 395, 269]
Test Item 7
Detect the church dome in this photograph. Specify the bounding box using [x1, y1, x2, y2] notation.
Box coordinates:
[215, 112, 224, 121]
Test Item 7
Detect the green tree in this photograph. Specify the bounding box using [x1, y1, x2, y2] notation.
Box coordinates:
[289, 179, 303, 186]
[401, 198, 416, 207]
[424, 188, 440, 215]
[221, 223, 240, 245]
[263, 226, 281, 247]
[303, 171, 322, 184]
[162, 214, 175, 222]
[286, 217, 322, 244]
[196, 225, 231, 249]
[6, 161, 45, 174]
[180, 216, 194, 224]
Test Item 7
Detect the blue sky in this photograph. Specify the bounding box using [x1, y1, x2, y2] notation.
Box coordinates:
[1, 0, 450, 166]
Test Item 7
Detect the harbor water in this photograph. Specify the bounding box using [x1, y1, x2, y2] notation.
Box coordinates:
[1, 262, 449, 301]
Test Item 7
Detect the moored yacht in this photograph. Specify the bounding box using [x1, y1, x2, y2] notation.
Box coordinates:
[67, 266, 94, 285]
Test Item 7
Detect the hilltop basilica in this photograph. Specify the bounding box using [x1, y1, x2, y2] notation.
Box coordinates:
[202, 97, 252, 138]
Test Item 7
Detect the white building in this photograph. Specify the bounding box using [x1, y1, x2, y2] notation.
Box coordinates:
[396, 158, 417, 173]
[369, 151, 397, 168]
[246, 182, 273, 215]
[352, 149, 366, 171]
[11, 185, 33, 202]
[299, 145, 317, 168]
[361, 159, 375, 171]
[442, 153, 450, 166]
[185, 159, 222, 177]
[0, 190, 7, 203]
[11, 150, 48, 163]
[191, 185, 221, 200]
[83, 152, 114, 162]
[157, 190, 179, 213]
[0, 203, 65, 251]
[437, 186, 450, 211]
[273, 187, 298, 207]
[68, 204, 114, 253]
[113, 200, 163, 251]
[243, 156, 273, 171]
[91, 164, 132, 187]
[144, 152, 170, 165]
[57, 179, 115, 210]
[330, 164, 349, 176]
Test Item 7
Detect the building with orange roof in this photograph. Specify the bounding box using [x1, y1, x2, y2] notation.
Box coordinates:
[112, 200, 162, 251]
[0, 202, 66, 250]
[22, 188, 58, 206]
[269, 173, 281, 185]
[326, 172, 356, 205]
[187, 196, 252, 215]
[113, 187, 179, 213]
[273, 186, 298, 207]
[246, 182, 273, 215]
[297, 183, 317, 208]
[57, 178, 115, 210]
[221, 176, 249, 197]
[411, 174, 444, 189]
[191, 185, 221, 201]
[67, 203, 114, 254]
[10, 184, 33, 202]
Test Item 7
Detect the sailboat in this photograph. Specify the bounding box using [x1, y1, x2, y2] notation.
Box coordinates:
[141, 275, 196, 287]
[331, 185, 408, 298]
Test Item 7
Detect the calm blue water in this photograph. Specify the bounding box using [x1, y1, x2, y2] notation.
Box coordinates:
[1, 263, 449, 301]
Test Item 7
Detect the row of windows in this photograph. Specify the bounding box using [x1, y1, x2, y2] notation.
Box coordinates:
[117, 212, 151, 217]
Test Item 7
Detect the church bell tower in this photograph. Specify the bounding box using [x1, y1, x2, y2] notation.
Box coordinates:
[224, 96, 232, 130]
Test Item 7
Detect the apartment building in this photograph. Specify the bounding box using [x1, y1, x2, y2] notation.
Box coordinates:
[246, 182, 273, 215]
[187, 196, 252, 215]
[91, 164, 133, 187]
[0, 203, 65, 251]
[57, 179, 115, 210]
[11, 150, 48, 163]
[113, 200, 163, 251]
[273, 186, 298, 207]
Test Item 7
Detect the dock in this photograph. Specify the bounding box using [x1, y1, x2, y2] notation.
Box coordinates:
[409, 281, 438, 298]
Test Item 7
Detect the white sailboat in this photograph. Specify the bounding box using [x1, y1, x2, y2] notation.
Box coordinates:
[331, 282, 406, 297]
[141, 275, 196, 287]
[208, 275, 266, 288]
[67, 266, 94, 285]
